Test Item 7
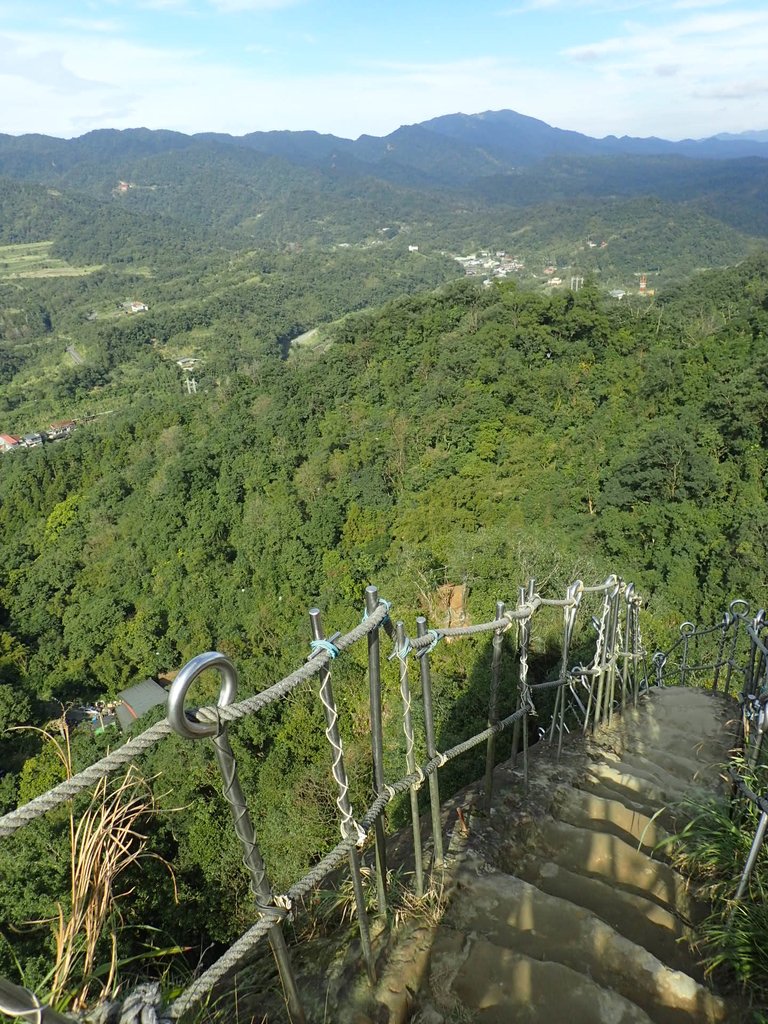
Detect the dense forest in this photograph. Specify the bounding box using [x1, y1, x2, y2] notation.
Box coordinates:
[1, 115, 768, 1005]
[2, 249, 768, 995]
[3, 116, 768, 287]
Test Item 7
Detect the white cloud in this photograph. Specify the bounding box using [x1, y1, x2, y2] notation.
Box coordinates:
[695, 78, 768, 98]
[206, 0, 303, 10]
[57, 17, 125, 32]
[562, 4, 768, 112]
[0, 4, 766, 141]
[137, 0, 192, 9]
[670, 0, 733, 8]
[0, 33, 112, 96]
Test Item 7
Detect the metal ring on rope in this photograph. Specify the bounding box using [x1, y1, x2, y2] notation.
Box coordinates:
[167, 652, 238, 740]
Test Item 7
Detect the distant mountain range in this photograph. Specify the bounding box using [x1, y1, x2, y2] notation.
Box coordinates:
[1, 108, 766, 283]
[2, 109, 768, 193]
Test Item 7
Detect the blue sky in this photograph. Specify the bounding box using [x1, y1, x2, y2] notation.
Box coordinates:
[0, 0, 766, 140]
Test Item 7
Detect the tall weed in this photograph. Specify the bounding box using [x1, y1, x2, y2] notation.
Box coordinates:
[662, 756, 768, 1012]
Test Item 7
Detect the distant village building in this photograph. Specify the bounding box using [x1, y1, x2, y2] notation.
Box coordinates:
[22, 433, 44, 448]
[407, 245, 419, 252]
[0, 434, 20, 452]
[115, 679, 168, 733]
[129, 301, 148, 313]
[47, 420, 76, 439]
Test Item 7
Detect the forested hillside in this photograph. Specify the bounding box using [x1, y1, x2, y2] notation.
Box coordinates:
[2, 117, 768, 286]
[2, 110, 768, 1002]
[2, 254, 768, 993]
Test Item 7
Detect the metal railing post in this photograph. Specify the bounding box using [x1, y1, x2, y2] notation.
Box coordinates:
[309, 609, 376, 984]
[732, 810, 768, 907]
[725, 601, 749, 696]
[629, 594, 642, 707]
[680, 625, 691, 688]
[483, 601, 506, 813]
[519, 585, 533, 787]
[395, 621, 424, 897]
[713, 614, 729, 691]
[620, 583, 639, 708]
[416, 616, 444, 869]
[365, 585, 388, 916]
[744, 613, 763, 698]
[591, 593, 611, 730]
[550, 581, 581, 756]
[168, 654, 306, 1024]
[604, 586, 621, 726]
[511, 589, 524, 766]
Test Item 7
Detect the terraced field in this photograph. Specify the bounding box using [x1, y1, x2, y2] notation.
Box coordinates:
[0, 241, 101, 279]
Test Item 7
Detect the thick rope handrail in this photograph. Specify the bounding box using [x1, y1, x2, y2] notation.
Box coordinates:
[2, 575, 649, 1024]
[0, 718, 174, 839]
[166, 702, 529, 1019]
[0, 602, 390, 839]
[0, 586, 621, 838]
[580, 575, 619, 594]
[408, 599, 541, 652]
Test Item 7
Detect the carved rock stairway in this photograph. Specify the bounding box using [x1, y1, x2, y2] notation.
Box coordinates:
[355, 686, 743, 1024]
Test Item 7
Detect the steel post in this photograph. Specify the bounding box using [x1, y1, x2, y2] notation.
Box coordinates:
[365, 585, 388, 916]
[309, 609, 376, 984]
[416, 616, 444, 869]
[168, 654, 306, 1024]
[725, 611, 743, 697]
[521, 584, 534, 787]
[483, 601, 506, 813]
[605, 588, 620, 726]
[732, 810, 768, 906]
[713, 615, 729, 691]
[395, 620, 424, 897]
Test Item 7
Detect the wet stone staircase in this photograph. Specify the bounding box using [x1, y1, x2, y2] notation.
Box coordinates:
[349, 686, 743, 1024]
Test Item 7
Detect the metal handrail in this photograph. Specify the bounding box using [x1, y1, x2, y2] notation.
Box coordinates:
[0, 575, 645, 1024]
[651, 603, 768, 916]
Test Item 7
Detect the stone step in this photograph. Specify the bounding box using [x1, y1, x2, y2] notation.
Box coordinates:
[598, 728, 731, 774]
[426, 927, 656, 1024]
[551, 784, 671, 855]
[575, 772, 673, 823]
[444, 869, 727, 1024]
[588, 761, 690, 806]
[345, 686, 743, 1024]
[514, 858, 699, 977]
[577, 764, 706, 835]
[580, 770, 678, 824]
[600, 747, 718, 794]
[601, 689, 735, 760]
[508, 816, 698, 920]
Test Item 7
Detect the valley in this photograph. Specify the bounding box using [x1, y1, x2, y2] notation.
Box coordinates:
[0, 108, 767, 1015]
